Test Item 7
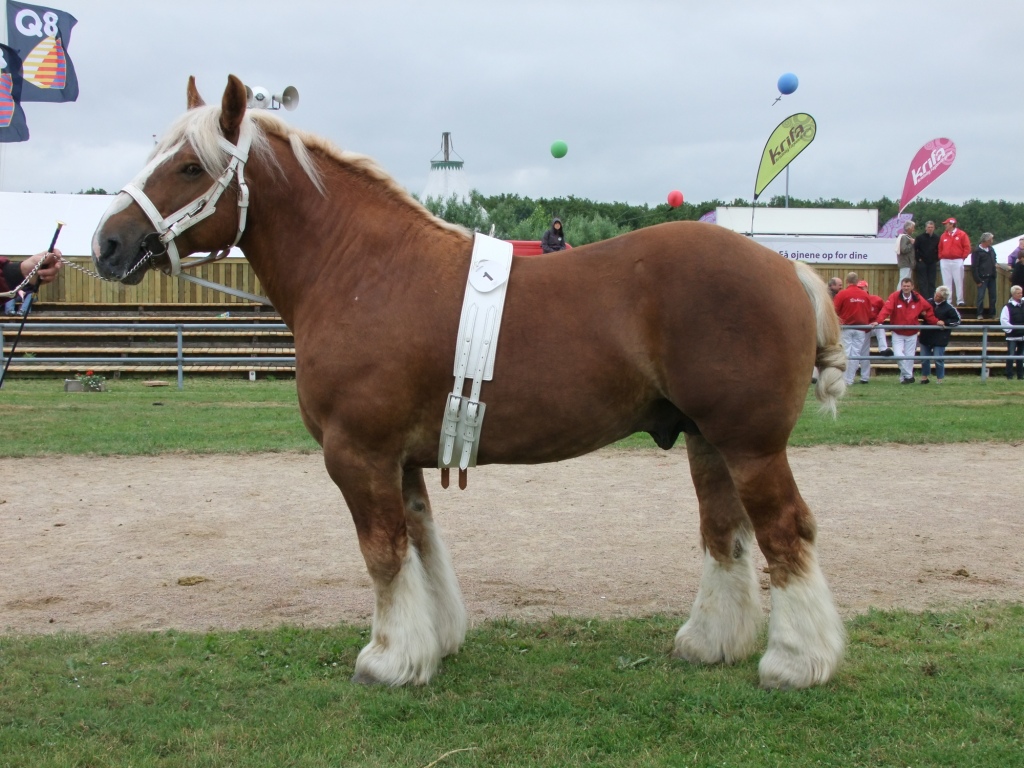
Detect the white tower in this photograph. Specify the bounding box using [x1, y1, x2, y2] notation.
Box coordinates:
[422, 132, 471, 203]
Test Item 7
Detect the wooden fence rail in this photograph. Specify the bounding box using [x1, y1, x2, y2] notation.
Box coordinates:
[38, 258, 266, 304]
[31, 259, 1014, 308]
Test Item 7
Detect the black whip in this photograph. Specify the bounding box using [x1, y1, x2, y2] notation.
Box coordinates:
[0, 221, 64, 390]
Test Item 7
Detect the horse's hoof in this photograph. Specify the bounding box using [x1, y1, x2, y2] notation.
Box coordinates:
[672, 626, 724, 665]
[758, 647, 839, 690]
[672, 624, 758, 666]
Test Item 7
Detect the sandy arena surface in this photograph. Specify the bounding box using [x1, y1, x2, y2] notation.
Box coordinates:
[2, 444, 1021, 635]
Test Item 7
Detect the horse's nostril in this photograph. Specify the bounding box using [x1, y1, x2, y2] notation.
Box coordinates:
[101, 236, 120, 260]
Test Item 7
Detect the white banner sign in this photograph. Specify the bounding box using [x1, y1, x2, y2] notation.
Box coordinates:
[754, 236, 898, 265]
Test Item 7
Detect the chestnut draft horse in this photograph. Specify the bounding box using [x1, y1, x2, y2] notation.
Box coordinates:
[92, 76, 848, 690]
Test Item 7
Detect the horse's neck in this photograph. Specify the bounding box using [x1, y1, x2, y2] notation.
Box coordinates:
[239, 141, 470, 327]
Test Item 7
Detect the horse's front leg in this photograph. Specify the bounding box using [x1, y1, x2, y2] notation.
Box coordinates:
[401, 467, 467, 657]
[324, 451, 453, 686]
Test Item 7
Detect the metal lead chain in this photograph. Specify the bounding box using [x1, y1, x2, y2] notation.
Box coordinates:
[1, 251, 154, 298]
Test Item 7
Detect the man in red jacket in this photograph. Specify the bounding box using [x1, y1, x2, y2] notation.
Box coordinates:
[857, 280, 892, 382]
[834, 272, 874, 385]
[872, 277, 944, 383]
[938, 217, 971, 307]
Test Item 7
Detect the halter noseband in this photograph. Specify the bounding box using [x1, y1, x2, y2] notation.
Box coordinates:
[120, 122, 253, 275]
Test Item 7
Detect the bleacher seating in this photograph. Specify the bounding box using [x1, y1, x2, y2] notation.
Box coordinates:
[0, 303, 1011, 379]
[1, 303, 295, 377]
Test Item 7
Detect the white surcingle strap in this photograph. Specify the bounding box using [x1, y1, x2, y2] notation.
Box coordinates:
[439, 234, 513, 489]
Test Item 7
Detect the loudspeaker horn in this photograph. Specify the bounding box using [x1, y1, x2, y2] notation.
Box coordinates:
[277, 85, 300, 111]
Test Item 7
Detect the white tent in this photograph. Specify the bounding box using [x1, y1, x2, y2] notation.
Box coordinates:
[992, 233, 1023, 266]
[0, 191, 243, 259]
[0, 191, 116, 257]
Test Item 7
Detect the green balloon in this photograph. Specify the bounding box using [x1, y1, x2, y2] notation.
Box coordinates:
[550, 140, 568, 159]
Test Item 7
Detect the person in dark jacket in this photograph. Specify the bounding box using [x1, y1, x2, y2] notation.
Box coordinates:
[913, 220, 940, 298]
[1, 250, 62, 315]
[919, 285, 962, 384]
[1000, 285, 1024, 380]
[970, 233, 998, 319]
[1011, 250, 1024, 290]
[540, 218, 566, 253]
[827, 276, 843, 299]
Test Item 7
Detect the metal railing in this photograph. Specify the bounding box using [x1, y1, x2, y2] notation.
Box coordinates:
[0, 322, 295, 390]
[3, 320, 1023, 389]
[842, 324, 1024, 381]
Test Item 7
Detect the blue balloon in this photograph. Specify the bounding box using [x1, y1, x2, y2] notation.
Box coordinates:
[777, 73, 799, 95]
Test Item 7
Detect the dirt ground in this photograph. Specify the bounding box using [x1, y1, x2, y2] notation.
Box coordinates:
[2, 444, 1021, 636]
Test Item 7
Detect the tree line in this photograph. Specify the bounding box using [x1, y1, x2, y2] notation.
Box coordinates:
[76, 185, 1024, 250]
[421, 192, 1024, 249]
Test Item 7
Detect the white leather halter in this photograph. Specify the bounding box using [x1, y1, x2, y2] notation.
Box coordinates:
[120, 122, 253, 276]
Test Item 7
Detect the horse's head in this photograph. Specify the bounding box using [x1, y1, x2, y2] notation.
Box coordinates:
[91, 75, 252, 284]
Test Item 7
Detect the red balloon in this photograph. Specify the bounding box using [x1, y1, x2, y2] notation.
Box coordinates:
[667, 190, 684, 208]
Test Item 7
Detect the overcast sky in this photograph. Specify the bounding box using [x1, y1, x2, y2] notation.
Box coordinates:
[0, 0, 1020, 209]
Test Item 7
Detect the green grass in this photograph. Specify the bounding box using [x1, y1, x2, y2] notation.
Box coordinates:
[1, 606, 1022, 767]
[585, 376, 1024, 449]
[790, 375, 1024, 446]
[2, 375, 1023, 456]
[0, 378, 319, 456]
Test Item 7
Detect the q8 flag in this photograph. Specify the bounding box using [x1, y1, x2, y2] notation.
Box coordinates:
[5, 1, 78, 103]
[0, 43, 30, 142]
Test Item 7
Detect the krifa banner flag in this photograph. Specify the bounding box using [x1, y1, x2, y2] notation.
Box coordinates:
[877, 213, 914, 238]
[898, 138, 956, 213]
[754, 113, 816, 200]
[0, 43, 30, 143]
[5, 1, 78, 102]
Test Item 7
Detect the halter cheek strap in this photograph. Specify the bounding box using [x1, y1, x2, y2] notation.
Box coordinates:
[120, 123, 253, 275]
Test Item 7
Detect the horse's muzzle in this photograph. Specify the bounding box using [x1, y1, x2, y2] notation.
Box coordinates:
[94, 232, 153, 285]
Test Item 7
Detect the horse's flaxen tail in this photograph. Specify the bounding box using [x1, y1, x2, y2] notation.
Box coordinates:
[793, 261, 846, 417]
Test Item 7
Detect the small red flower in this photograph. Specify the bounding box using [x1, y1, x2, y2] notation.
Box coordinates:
[86, 370, 94, 376]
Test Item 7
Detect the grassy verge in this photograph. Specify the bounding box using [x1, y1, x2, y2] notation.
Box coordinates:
[1, 376, 1022, 456]
[0, 378, 319, 456]
[788, 374, 1024, 446]
[1, 605, 1022, 767]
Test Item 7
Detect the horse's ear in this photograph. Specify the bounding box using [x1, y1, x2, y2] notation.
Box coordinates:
[186, 76, 205, 109]
[219, 74, 247, 143]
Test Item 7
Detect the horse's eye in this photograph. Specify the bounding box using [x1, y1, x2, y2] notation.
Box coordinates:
[183, 163, 203, 177]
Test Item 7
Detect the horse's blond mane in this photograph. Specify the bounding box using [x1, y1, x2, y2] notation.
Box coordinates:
[153, 105, 470, 239]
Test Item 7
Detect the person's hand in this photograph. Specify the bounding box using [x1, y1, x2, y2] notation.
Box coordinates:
[21, 249, 62, 284]
[937, 321, 945, 326]
[869, 322, 878, 328]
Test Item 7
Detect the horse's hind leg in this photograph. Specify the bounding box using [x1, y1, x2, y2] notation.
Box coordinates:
[673, 433, 762, 666]
[727, 450, 845, 689]
[401, 468, 467, 657]
[323, 450, 443, 686]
